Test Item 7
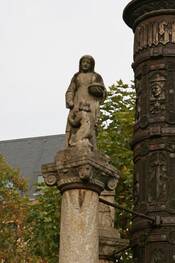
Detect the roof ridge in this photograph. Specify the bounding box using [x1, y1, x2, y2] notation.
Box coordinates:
[0, 134, 65, 143]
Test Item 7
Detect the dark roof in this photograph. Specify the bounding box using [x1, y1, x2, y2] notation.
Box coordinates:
[0, 134, 65, 197]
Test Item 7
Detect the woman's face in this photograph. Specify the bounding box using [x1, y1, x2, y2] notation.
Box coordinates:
[81, 58, 92, 72]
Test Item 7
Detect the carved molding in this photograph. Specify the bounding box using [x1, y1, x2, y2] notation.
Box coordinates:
[134, 139, 175, 159]
[123, 0, 175, 29]
[132, 126, 175, 147]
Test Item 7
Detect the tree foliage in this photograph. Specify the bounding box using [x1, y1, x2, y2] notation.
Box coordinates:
[98, 80, 135, 262]
[26, 184, 61, 263]
[0, 155, 61, 263]
[0, 155, 33, 262]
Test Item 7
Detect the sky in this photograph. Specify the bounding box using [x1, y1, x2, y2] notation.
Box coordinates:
[0, 0, 134, 141]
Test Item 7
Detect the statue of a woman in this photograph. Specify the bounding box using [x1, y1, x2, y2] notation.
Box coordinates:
[65, 55, 107, 149]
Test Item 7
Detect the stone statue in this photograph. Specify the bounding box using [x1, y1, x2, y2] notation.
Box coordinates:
[65, 55, 107, 149]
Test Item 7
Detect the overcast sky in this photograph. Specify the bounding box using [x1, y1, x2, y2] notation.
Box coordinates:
[0, 0, 133, 141]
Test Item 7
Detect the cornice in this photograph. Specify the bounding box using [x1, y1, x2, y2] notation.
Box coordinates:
[123, 0, 175, 30]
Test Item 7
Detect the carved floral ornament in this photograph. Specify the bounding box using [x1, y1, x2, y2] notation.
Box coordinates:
[134, 20, 175, 54]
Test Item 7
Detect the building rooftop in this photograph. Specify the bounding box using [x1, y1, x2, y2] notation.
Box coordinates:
[0, 134, 65, 197]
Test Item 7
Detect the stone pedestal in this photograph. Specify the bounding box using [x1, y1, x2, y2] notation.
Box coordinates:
[42, 145, 119, 263]
[99, 191, 128, 262]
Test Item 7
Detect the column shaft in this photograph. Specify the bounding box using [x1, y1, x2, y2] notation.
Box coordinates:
[59, 189, 99, 263]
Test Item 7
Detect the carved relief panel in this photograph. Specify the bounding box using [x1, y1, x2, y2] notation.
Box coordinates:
[149, 72, 166, 116]
[134, 140, 175, 211]
[148, 152, 167, 204]
[167, 63, 175, 124]
[134, 151, 168, 207]
[134, 64, 168, 131]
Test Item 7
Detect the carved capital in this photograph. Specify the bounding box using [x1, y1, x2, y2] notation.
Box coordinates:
[42, 146, 119, 194]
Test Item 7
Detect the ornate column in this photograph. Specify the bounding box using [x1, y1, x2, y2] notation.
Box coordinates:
[123, 1, 175, 262]
[42, 146, 119, 263]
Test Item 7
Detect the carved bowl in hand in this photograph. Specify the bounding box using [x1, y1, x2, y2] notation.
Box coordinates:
[88, 83, 105, 98]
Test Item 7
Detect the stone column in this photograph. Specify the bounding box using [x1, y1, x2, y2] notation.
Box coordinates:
[59, 189, 99, 263]
[123, 1, 175, 262]
[42, 145, 119, 263]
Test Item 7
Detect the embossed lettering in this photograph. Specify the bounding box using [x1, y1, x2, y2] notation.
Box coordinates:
[135, 20, 175, 54]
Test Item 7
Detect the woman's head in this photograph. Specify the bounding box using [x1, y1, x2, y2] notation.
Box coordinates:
[79, 55, 95, 72]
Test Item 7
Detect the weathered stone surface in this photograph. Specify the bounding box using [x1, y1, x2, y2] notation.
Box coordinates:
[41, 56, 123, 263]
[99, 191, 116, 228]
[42, 145, 120, 263]
[42, 145, 119, 194]
[99, 191, 128, 262]
[59, 189, 99, 263]
[65, 55, 107, 149]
